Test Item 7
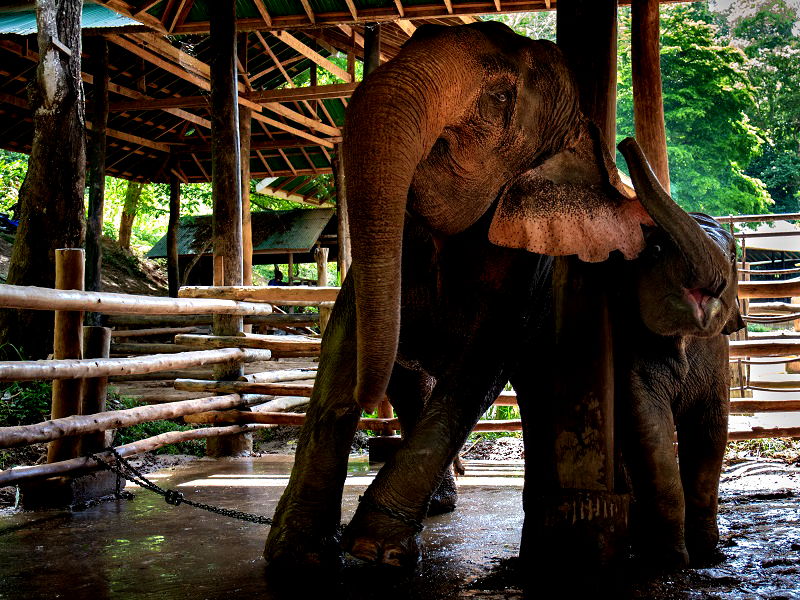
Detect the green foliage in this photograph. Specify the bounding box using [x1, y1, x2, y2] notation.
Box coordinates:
[729, 1, 800, 213]
[0, 150, 27, 213]
[617, 4, 773, 216]
[109, 393, 205, 456]
[0, 381, 51, 427]
[489, 11, 556, 41]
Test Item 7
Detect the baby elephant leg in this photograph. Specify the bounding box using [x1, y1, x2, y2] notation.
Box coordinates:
[623, 388, 690, 568]
[676, 399, 728, 566]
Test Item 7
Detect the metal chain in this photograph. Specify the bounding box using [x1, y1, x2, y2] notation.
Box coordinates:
[89, 448, 274, 526]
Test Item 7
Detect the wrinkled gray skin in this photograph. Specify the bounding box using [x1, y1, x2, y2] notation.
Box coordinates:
[608, 140, 745, 569]
[262, 23, 706, 573]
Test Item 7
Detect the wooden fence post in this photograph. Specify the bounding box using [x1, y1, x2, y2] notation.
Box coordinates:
[47, 248, 85, 464]
[80, 326, 112, 455]
[315, 246, 332, 333]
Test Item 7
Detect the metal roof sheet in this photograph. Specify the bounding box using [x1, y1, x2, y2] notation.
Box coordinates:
[0, 3, 139, 35]
[147, 208, 335, 258]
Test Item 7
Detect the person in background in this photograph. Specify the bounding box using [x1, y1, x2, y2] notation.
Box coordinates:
[268, 269, 284, 286]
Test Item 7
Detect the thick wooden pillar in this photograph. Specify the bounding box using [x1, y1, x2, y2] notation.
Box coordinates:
[167, 171, 181, 298]
[632, 0, 670, 192]
[85, 37, 108, 301]
[525, 0, 627, 582]
[208, 0, 248, 457]
[240, 106, 253, 287]
[557, 0, 618, 151]
[363, 23, 381, 75]
[333, 145, 351, 281]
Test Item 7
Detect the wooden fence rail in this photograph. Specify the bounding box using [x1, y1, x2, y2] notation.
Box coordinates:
[0, 348, 271, 381]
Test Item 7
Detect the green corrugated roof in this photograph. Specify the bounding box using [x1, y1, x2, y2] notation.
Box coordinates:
[147, 208, 335, 258]
[0, 3, 139, 35]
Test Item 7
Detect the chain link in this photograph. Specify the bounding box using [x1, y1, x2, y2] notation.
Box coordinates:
[89, 448, 274, 526]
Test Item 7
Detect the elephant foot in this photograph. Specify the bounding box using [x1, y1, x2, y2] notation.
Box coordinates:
[427, 468, 458, 516]
[686, 525, 722, 567]
[342, 496, 423, 568]
[637, 543, 690, 571]
[264, 505, 343, 573]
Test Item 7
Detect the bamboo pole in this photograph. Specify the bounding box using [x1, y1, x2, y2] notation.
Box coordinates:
[48, 248, 85, 464]
[738, 278, 800, 299]
[106, 314, 316, 327]
[179, 285, 340, 304]
[0, 394, 246, 449]
[0, 425, 259, 486]
[730, 400, 800, 413]
[111, 327, 203, 338]
[239, 368, 317, 383]
[729, 339, 800, 358]
[0, 348, 272, 381]
[0, 284, 274, 315]
[175, 379, 313, 396]
[175, 333, 320, 354]
[80, 326, 112, 454]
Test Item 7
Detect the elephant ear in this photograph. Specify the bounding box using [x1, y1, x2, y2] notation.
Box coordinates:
[488, 119, 653, 262]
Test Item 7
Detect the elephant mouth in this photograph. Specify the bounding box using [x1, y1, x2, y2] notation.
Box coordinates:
[684, 288, 723, 331]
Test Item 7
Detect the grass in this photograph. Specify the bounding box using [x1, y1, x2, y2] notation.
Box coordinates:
[726, 438, 800, 462]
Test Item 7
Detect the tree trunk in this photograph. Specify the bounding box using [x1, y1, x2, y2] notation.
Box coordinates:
[85, 37, 108, 297]
[0, 0, 86, 360]
[167, 172, 181, 297]
[118, 181, 143, 251]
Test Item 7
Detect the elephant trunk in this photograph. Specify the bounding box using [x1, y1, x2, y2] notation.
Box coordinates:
[343, 40, 483, 411]
[618, 138, 728, 294]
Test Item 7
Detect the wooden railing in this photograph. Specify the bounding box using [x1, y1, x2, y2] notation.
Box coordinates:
[3, 213, 800, 488]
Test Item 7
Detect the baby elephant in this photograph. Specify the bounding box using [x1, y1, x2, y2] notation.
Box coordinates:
[614, 140, 744, 568]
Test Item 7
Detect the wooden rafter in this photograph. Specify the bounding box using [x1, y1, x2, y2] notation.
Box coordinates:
[396, 19, 416, 37]
[251, 0, 273, 27]
[255, 150, 275, 176]
[169, 0, 194, 33]
[96, 0, 166, 33]
[444, 0, 454, 14]
[271, 31, 352, 83]
[170, 2, 561, 32]
[336, 25, 387, 63]
[394, 0, 405, 17]
[299, 0, 315, 24]
[494, 0, 502, 10]
[344, 0, 358, 20]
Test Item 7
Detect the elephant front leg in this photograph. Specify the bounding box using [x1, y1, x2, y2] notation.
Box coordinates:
[342, 373, 505, 568]
[676, 394, 728, 565]
[264, 278, 360, 571]
[622, 383, 689, 568]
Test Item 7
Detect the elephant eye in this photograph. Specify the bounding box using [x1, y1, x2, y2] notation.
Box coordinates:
[494, 92, 508, 103]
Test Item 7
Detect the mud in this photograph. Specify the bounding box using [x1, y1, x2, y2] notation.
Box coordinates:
[0, 456, 798, 600]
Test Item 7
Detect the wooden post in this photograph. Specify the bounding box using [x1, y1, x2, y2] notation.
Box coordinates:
[333, 144, 351, 281]
[314, 246, 332, 332]
[287, 252, 295, 285]
[80, 326, 111, 454]
[208, 0, 248, 456]
[632, 0, 670, 192]
[557, 0, 618, 151]
[85, 36, 108, 306]
[524, 0, 628, 582]
[47, 249, 85, 464]
[167, 171, 181, 298]
[240, 106, 253, 287]
[363, 23, 381, 76]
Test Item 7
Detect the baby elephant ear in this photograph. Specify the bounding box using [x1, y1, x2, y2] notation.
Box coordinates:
[489, 120, 653, 262]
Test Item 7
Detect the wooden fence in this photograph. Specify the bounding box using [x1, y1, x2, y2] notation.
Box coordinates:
[2, 214, 800, 487]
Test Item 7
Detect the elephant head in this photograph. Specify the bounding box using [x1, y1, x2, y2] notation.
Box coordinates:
[618, 138, 745, 337]
[344, 23, 653, 410]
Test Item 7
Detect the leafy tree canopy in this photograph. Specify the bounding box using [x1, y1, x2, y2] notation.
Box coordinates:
[617, 4, 772, 215]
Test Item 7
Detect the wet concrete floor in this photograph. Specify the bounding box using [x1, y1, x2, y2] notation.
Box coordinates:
[0, 456, 799, 600]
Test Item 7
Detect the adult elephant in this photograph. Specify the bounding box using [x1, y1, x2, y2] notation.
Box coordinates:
[264, 22, 653, 570]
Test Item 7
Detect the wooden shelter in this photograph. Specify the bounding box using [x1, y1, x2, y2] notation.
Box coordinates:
[0, 0, 681, 575]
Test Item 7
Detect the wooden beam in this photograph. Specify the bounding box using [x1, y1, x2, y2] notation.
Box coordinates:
[396, 19, 416, 37]
[168, 0, 193, 32]
[394, 0, 405, 16]
[86, 121, 171, 152]
[271, 31, 353, 83]
[444, 0, 454, 14]
[247, 83, 358, 103]
[631, 0, 670, 192]
[300, 0, 316, 23]
[252, 0, 273, 26]
[345, 0, 359, 20]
